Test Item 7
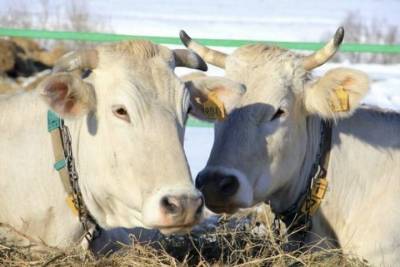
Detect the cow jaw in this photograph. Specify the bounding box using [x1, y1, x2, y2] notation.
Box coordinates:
[81, 184, 204, 234]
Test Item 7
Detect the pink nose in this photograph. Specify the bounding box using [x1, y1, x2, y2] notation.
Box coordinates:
[160, 194, 204, 225]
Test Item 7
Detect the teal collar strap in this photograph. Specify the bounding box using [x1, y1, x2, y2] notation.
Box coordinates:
[47, 110, 99, 241]
[47, 110, 66, 171]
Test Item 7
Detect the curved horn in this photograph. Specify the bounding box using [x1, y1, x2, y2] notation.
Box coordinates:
[53, 49, 98, 73]
[180, 30, 227, 69]
[302, 27, 344, 71]
[173, 49, 208, 71]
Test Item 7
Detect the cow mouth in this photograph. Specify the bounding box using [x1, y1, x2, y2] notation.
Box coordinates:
[206, 204, 239, 214]
[150, 217, 203, 235]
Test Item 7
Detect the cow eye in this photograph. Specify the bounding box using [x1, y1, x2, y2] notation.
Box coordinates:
[112, 105, 131, 123]
[270, 108, 285, 121]
[81, 69, 92, 79]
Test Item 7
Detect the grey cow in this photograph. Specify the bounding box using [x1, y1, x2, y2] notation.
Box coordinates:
[181, 28, 400, 265]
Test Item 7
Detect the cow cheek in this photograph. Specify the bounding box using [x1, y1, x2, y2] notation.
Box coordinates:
[252, 173, 272, 203]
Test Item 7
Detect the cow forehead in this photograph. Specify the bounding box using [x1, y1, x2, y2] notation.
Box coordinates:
[92, 41, 183, 105]
[228, 44, 299, 66]
[227, 44, 304, 78]
[224, 44, 307, 108]
[100, 40, 172, 61]
[96, 40, 175, 79]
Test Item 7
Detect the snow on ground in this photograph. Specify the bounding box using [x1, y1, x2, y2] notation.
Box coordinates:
[4, 0, 399, 41]
[94, 0, 400, 42]
[184, 127, 214, 177]
[364, 79, 400, 110]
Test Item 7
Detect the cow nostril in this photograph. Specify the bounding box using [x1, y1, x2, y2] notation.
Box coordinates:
[219, 175, 239, 197]
[161, 196, 181, 214]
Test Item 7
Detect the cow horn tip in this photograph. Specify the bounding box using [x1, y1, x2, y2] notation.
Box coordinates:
[179, 30, 192, 47]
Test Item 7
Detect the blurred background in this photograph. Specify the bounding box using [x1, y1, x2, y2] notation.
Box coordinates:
[0, 0, 399, 175]
[1, 0, 399, 62]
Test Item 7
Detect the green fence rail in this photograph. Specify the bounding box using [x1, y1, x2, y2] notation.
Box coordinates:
[1, 27, 400, 54]
[1, 27, 399, 128]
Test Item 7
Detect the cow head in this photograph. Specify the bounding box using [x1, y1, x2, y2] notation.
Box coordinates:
[38, 40, 243, 234]
[181, 28, 370, 214]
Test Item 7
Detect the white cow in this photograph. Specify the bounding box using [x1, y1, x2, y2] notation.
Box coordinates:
[181, 28, 400, 265]
[0, 40, 245, 249]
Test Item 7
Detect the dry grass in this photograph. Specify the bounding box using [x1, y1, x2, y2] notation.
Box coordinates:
[0, 205, 368, 267]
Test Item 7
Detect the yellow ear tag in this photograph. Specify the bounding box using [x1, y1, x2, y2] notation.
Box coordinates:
[331, 85, 349, 112]
[66, 195, 79, 216]
[202, 91, 226, 121]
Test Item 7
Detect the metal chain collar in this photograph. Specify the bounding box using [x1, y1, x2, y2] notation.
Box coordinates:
[59, 119, 100, 242]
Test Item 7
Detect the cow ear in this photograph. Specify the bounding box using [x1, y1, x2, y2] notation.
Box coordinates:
[40, 73, 96, 118]
[185, 76, 245, 121]
[304, 67, 369, 119]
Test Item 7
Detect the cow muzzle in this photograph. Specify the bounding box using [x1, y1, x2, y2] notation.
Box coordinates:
[144, 191, 204, 234]
[195, 167, 252, 214]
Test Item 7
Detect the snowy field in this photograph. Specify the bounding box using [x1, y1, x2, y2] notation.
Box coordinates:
[7, 0, 398, 41]
[2, 0, 398, 176]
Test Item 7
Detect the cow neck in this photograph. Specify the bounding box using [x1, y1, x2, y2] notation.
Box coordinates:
[47, 110, 100, 243]
[274, 116, 332, 239]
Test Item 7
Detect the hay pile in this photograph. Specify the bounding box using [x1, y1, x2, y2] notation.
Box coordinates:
[0, 205, 368, 266]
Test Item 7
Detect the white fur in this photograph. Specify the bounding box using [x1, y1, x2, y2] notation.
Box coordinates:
[0, 41, 202, 248]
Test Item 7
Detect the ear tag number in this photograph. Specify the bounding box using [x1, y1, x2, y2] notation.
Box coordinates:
[203, 91, 226, 121]
[331, 85, 349, 112]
